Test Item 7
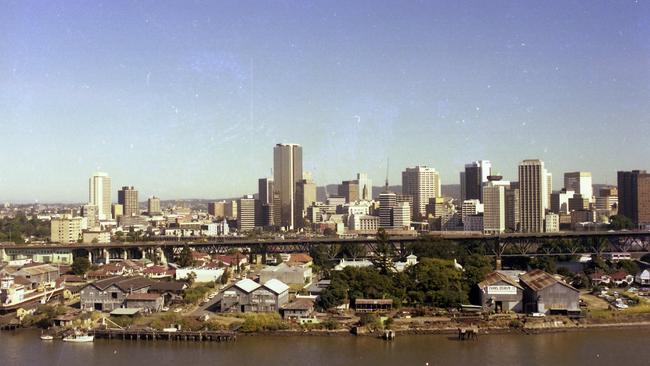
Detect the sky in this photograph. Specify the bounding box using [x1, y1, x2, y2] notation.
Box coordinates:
[1, 1, 649, 203]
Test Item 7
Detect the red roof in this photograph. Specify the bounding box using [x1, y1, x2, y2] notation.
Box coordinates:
[143, 266, 170, 274]
[288, 253, 313, 265]
[610, 271, 630, 280]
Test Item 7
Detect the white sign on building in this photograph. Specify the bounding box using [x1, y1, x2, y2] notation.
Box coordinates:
[487, 285, 517, 295]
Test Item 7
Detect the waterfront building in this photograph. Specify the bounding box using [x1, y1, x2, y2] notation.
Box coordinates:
[518, 159, 547, 233]
[79, 276, 152, 312]
[219, 278, 289, 313]
[477, 271, 524, 313]
[519, 269, 580, 315]
[617, 170, 650, 227]
[402, 166, 441, 219]
[464, 160, 492, 202]
[89, 172, 111, 220]
[50, 215, 83, 243]
[273, 143, 303, 229]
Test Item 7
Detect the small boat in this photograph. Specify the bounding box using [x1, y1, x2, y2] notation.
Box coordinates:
[63, 330, 94, 343]
[40, 334, 54, 340]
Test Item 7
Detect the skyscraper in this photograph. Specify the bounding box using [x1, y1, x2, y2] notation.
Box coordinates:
[258, 178, 274, 205]
[356, 173, 372, 201]
[483, 176, 508, 234]
[378, 191, 397, 228]
[89, 172, 111, 220]
[273, 143, 303, 229]
[505, 186, 520, 232]
[519, 159, 547, 233]
[401, 166, 441, 219]
[295, 177, 316, 228]
[338, 180, 359, 203]
[618, 170, 650, 226]
[118, 186, 139, 217]
[564, 172, 593, 202]
[148, 196, 161, 215]
[463, 160, 492, 202]
[237, 195, 256, 232]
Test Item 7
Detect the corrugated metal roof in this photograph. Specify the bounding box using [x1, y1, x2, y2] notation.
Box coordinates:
[478, 271, 523, 290]
[234, 278, 261, 293]
[263, 279, 289, 294]
[519, 269, 577, 292]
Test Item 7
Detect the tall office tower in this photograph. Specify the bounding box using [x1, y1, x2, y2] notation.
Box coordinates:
[519, 159, 547, 233]
[392, 202, 411, 229]
[237, 195, 256, 232]
[550, 189, 575, 214]
[356, 173, 372, 201]
[89, 172, 111, 220]
[464, 160, 492, 202]
[402, 166, 441, 220]
[111, 203, 123, 220]
[225, 201, 238, 219]
[273, 143, 303, 229]
[483, 175, 508, 234]
[596, 187, 618, 213]
[618, 170, 650, 226]
[378, 191, 397, 228]
[459, 171, 466, 202]
[208, 201, 225, 218]
[564, 172, 593, 202]
[295, 177, 316, 228]
[545, 172, 553, 211]
[338, 180, 359, 203]
[505, 187, 520, 232]
[148, 196, 161, 215]
[50, 215, 83, 243]
[81, 204, 98, 229]
[118, 186, 139, 217]
[258, 178, 274, 205]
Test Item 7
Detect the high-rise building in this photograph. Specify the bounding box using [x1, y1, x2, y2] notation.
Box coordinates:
[273, 143, 303, 229]
[111, 203, 123, 220]
[118, 186, 139, 217]
[392, 202, 411, 229]
[564, 172, 593, 202]
[295, 177, 316, 228]
[545, 172, 553, 211]
[463, 160, 492, 202]
[505, 187, 520, 232]
[378, 191, 397, 228]
[402, 166, 441, 220]
[148, 196, 161, 215]
[618, 170, 650, 226]
[459, 171, 466, 202]
[483, 176, 508, 234]
[237, 195, 256, 232]
[356, 173, 372, 201]
[258, 178, 274, 205]
[50, 215, 83, 243]
[461, 199, 483, 224]
[550, 189, 575, 214]
[338, 180, 359, 203]
[208, 201, 226, 218]
[519, 159, 547, 233]
[225, 201, 238, 219]
[81, 204, 98, 230]
[89, 172, 111, 220]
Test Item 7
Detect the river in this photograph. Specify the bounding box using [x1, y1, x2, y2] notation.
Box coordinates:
[1, 328, 648, 366]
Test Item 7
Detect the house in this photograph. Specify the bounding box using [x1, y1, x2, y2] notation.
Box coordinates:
[143, 266, 175, 279]
[287, 253, 313, 268]
[148, 281, 187, 305]
[11, 263, 61, 289]
[282, 298, 315, 320]
[477, 271, 524, 313]
[519, 269, 580, 315]
[589, 272, 611, 286]
[219, 278, 289, 313]
[125, 293, 164, 312]
[259, 262, 312, 287]
[79, 276, 152, 312]
[394, 254, 418, 272]
[636, 269, 650, 286]
[214, 254, 248, 269]
[610, 271, 634, 286]
[352, 299, 393, 313]
[307, 279, 331, 297]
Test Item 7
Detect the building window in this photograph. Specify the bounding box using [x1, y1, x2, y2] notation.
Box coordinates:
[111, 293, 118, 299]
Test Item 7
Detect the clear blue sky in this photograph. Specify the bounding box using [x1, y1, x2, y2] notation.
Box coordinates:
[1, 1, 649, 203]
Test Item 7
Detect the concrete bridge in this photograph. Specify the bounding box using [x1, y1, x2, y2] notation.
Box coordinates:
[1, 230, 649, 265]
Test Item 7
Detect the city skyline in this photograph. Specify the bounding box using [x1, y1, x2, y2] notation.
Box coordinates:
[2, 1, 650, 202]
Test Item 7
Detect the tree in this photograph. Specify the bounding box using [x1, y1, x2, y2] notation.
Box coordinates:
[609, 215, 633, 230]
[407, 258, 467, 307]
[617, 260, 640, 275]
[462, 254, 493, 294]
[71, 257, 91, 275]
[371, 229, 395, 275]
[177, 245, 194, 267]
[529, 256, 557, 274]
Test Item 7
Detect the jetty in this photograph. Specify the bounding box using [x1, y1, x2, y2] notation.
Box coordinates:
[457, 326, 479, 341]
[90, 328, 236, 342]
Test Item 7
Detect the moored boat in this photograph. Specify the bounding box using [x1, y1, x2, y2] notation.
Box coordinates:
[62, 330, 94, 343]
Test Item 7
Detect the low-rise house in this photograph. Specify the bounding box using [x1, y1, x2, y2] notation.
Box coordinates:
[477, 271, 524, 313]
[589, 272, 611, 286]
[610, 271, 634, 286]
[79, 276, 152, 312]
[219, 278, 289, 313]
[282, 298, 315, 320]
[287, 253, 313, 268]
[125, 293, 164, 312]
[11, 263, 61, 289]
[307, 279, 331, 297]
[519, 269, 580, 315]
[148, 281, 187, 305]
[636, 269, 650, 286]
[352, 298, 393, 313]
[143, 266, 175, 279]
[394, 254, 418, 272]
[214, 254, 248, 269]
[259, 263, 312, 287]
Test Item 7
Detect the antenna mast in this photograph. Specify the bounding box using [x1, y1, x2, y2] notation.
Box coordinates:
[384, 158, 390, 191]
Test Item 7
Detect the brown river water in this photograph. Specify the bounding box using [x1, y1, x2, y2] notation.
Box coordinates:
[1, 327, 649, 366]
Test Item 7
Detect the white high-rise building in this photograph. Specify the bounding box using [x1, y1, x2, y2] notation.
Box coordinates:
[273, 143, 303, 229]
[564, 172, 593, 202]
[356, 173, 372, 201]
[545, 171, 553, 211]
[461, 199, 484, 224]
[519, 159, 547, 233]
[392, 202, 411, 229]
[89, 172, 111, 220]
[402, 166, 441, 219]
[483, 178, 509, 234]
